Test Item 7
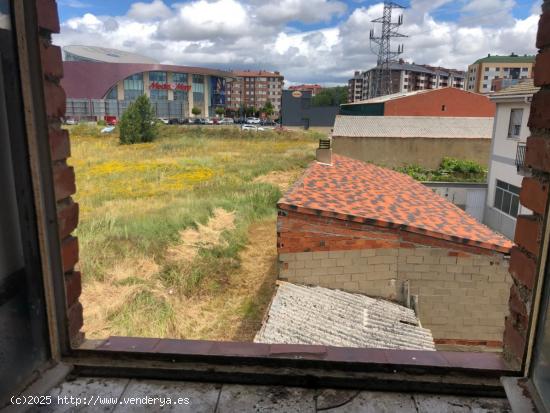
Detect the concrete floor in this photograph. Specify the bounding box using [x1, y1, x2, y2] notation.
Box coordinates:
[24, 377, 511, 412]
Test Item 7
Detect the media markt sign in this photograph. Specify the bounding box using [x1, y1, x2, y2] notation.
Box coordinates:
[149, 82, 191, 92]
[291, 90, 302, 98]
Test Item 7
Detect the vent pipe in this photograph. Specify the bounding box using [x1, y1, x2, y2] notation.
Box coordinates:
[316, 138, 332, 165]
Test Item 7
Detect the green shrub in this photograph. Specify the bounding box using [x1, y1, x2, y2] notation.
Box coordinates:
[396, 158, 487, 183]
[119, 95, 157, 144]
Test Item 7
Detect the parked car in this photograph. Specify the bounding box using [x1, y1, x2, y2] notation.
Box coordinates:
[241, 124, 258, 131]
[157, 118, 169, 124]
[219, 118, 234, 125]
[179, 118, 190, 125]
[260, 119, 276, 126]
[104, 115, 117, 126]
[205, 118, 214, 125]
[246, 117, 261, 124]
[64, 118, 77, 125]
[192, 118, 202, 125]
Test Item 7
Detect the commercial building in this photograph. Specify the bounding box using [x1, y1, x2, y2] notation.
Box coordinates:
[288, 84, 322, 96]
[62, 46, 234, 120]
[465, 53, 535, 94]
[347, 62, 465, 102]
[280, 89, 339, 128]
[331, 115, 493, 169]
[277, 152, 513, 349]
[63, 45, 158, 64]
[483, 79, 538, 239]
[226, 70, 284, 116]
[340, 87, 495, 117]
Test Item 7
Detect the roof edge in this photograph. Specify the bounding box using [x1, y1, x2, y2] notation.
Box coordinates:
[277, 202, 512, 255]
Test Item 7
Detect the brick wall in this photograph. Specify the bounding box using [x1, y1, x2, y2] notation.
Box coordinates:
[502, 0, 550, 369]
[278, 211, 511, 346]
[384, 87, 496, 117]
[38, 0, 83, 346]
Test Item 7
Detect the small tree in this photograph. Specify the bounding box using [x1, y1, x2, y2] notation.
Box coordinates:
[119, 95, 157, 145]
[192, 106, 202, 117]
[262, 100, 274, 118]
[215, 107, 225, 117]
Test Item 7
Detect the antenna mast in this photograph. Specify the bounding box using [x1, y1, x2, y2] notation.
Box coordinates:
[369, 1, 407, 98]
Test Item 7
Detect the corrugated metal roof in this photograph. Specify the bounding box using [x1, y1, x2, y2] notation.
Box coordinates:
[491, 79, 539, 97]
[332, 116, 493, 139]
[342, 89, 433, 105]
[255, 282, 436, 351]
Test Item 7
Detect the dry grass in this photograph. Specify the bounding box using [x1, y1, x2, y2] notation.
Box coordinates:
[71, 124, 318, 340]
[253, 169, 303, 193]
[166, 208, 236, 264]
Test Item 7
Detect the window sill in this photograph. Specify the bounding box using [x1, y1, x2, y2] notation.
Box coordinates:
[63, 336, 518, 395]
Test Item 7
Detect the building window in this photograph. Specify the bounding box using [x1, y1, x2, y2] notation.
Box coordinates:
[508, 108, 524, 138]
[150, 89, 168, 100]
[484, 76, 488, 80]
[105, 87, 117, 100]
[485, 67, 489, 71]
[522, 67, 529, 72]
[192, 74, 205, 108]
[123, 73, 144, 100]
[441, 105, 446, 111]
[149, 71, 167, 82]
[174, 90, 188, 101]
[483, 84, 488, 89]
[494, 180, 520, 217]
[173, 73, 188, 83]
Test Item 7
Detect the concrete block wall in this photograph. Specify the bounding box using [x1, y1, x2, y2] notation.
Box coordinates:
[278, 211, 511, 345]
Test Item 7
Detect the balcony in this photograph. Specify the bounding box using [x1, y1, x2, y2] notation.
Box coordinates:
[515, 142, 530, 175]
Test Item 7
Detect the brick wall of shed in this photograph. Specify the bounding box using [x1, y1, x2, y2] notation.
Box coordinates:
[502, 0, 550, 369]
[38, 0, 83, 346]
[278, 211, 511, 345]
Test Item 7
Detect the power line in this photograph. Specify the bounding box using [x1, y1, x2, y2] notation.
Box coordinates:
[369, 1, 407, 98]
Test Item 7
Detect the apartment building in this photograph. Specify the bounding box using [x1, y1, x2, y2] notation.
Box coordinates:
[483, 79, 538, 239]
[465, 53, 535, 94]
[226, 70, 284, 116]
[347, 71, 364, 103]
[347, 61, 465, 102]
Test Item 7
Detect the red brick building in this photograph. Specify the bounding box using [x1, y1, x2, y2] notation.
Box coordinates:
[277, 154, 513, 349]
[340, 87, 495, 117]
[226, 70, 284, 116]
[288, 84, 323, 96]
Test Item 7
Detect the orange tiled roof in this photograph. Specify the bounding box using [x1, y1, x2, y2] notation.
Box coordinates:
[278, 155, 513, 254]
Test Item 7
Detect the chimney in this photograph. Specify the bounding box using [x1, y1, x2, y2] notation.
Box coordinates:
[316, 138, 332, 165]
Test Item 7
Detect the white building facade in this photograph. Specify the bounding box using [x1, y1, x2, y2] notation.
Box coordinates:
[483, 80, 538, 239]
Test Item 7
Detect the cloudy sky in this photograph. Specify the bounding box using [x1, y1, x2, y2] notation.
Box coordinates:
[54, 0, 542, 85]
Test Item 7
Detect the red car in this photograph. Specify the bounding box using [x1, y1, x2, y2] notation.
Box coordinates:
[104, 115, 118, 126]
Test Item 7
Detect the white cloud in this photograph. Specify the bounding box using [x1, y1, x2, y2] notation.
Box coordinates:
[54, 0, 540, 85]
[157, 0, 250, 41]
[255, 0, 347, 25]
[127, 0, 172, 22]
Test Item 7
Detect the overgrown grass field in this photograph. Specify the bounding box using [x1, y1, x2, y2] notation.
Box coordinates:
[69, 124, 319, 340]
